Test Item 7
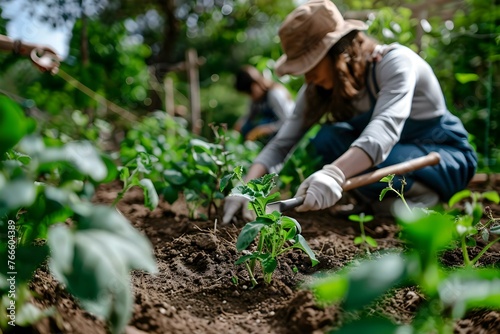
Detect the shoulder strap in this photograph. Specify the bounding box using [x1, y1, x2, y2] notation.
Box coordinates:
[366, 44, 398, 101]
[366, 62, 378, 104]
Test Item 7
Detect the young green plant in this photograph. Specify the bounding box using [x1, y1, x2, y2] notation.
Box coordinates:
[348, 213, 377, 253]
[114, 152, 159, 211]
[448, 190, 500, 267]
[220, 166, 318, 287]
[379, 174, 411, 212]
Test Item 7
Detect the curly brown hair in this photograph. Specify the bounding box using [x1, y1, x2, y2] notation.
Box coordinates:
[304, 31, 378, 128]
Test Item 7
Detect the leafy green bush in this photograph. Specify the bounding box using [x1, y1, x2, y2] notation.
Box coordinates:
[308, 178, 500, 333]
[121, 113, 260, 219]
[0, 97, 157, 333]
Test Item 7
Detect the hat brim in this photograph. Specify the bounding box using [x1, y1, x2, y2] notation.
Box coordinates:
[275, 19, 368, 77]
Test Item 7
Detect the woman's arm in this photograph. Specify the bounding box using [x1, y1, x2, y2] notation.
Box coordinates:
[253, 85, 309, 173]
[332, 146, 373, 179]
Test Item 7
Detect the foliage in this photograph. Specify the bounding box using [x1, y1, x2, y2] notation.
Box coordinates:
[448, 189, 500, 267]
[425, 0, 500, 169]
[348, 213, 377, 252]
[114, 152, 159, 211]
[221, 167, 318, 287]
[379, 174, 411, 211]
[2, 0, 498, 173]
[121, 112, 259, 219]
[309, 178, 500, 333]
[0, 97, 157, 333]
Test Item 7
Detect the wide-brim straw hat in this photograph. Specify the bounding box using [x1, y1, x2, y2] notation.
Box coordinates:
[275, 0, 368, 77]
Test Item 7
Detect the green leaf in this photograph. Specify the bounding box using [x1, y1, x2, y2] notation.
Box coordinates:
[379, 175, 394, 183]
[310, 273, 349, 304]
[139, 179, 159, 210]
[362, 215, 374, 222]
[48, 225, 74, 274]
[162, 185, 179, 204]
[16, 303, 54, 327]
[234, 253, 254, 265]
[490, 224, 500, 235]
[348, 215, 361, 222]
[343, 253, 408, 311]
[365, 236, 378, 248]
[481, 229, 490, 241]
[219, 173, 234, 192]
[0, 96, 36, 157]
[333, 317, 406, 334]
[448, 189, 472, 207]
[39, 142, 108, 182]
[72, 205, 157, 271]
[439, 268, 500, 319]
[163, 169, 186, 185]
[465, 237, 476, 247]
[48, 212, 157, 334]
[233, 166, 244, 181]
[0, 244, 49, 284]
[257, 253, 277, 274]
[292, 234, 319, 266]
[379, 188, 391, 201]
[236, 218, 273, 251]
[455, 73, 479, 84]
[119, 166, 130, 184]
[0, 180, 37, 216]
[353, 236, 363, 245]
[281, 216, 301, 239]
[99, 154, 119, 183]
[481, 191, 500, 204]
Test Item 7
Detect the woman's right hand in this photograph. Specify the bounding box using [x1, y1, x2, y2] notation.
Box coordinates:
[222, 196, 256, 225]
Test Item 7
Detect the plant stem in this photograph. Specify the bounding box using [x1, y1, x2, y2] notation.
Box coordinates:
[112, 185, 129, 206]
[471, 237, 500, 266]
[400, 196, 411, 213]
[461, 235, 471, 267]
[245, 261, 258, 287]
[359, 220, 366, 241]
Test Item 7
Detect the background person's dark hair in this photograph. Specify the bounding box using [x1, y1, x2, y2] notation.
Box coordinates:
[234, 65, 275, 95]
[235, 66, 254, 94]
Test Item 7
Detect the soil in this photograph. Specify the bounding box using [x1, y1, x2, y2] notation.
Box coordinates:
[11, 177, 500, 334]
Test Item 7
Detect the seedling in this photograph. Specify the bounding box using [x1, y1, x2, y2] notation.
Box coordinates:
[448, 189, 500, 267]
[221, 167, 318, 286]
[348, 213, 377, 253]
[379, 174, 411, 212]
[114, 152, 159, 211]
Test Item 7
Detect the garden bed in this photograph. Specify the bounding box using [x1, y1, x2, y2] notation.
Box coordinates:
[22, 178, 500, 334]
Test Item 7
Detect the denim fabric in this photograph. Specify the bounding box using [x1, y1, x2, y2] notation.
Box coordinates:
[310, 111, 478, 201]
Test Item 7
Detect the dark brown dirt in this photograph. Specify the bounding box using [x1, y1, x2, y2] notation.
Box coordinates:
[11, 178, 500, 334]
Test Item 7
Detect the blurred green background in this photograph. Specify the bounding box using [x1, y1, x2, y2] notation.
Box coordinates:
[0, 0, 498, 171]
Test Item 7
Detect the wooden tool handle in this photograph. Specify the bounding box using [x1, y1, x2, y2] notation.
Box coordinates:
[342, 152, 441, 191]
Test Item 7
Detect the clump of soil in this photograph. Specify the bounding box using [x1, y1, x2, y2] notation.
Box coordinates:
[12, 179, 500, 333]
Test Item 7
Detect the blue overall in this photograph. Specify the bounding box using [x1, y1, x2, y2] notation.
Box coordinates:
[310, 64, 478, 201]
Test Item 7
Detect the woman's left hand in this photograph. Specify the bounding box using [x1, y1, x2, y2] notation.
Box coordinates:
[294, 164, 345, 212]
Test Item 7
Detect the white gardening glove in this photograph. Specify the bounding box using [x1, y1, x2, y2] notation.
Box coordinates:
[222, 195, 256, 225]
[294, 164, 345, 212]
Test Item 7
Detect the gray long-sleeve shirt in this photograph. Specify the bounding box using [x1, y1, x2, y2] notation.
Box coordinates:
[254, 44, 447, 172]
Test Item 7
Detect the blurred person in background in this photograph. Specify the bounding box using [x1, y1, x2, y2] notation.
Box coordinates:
[222, 0, 477, 224]
[233, 65, 295, 144]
